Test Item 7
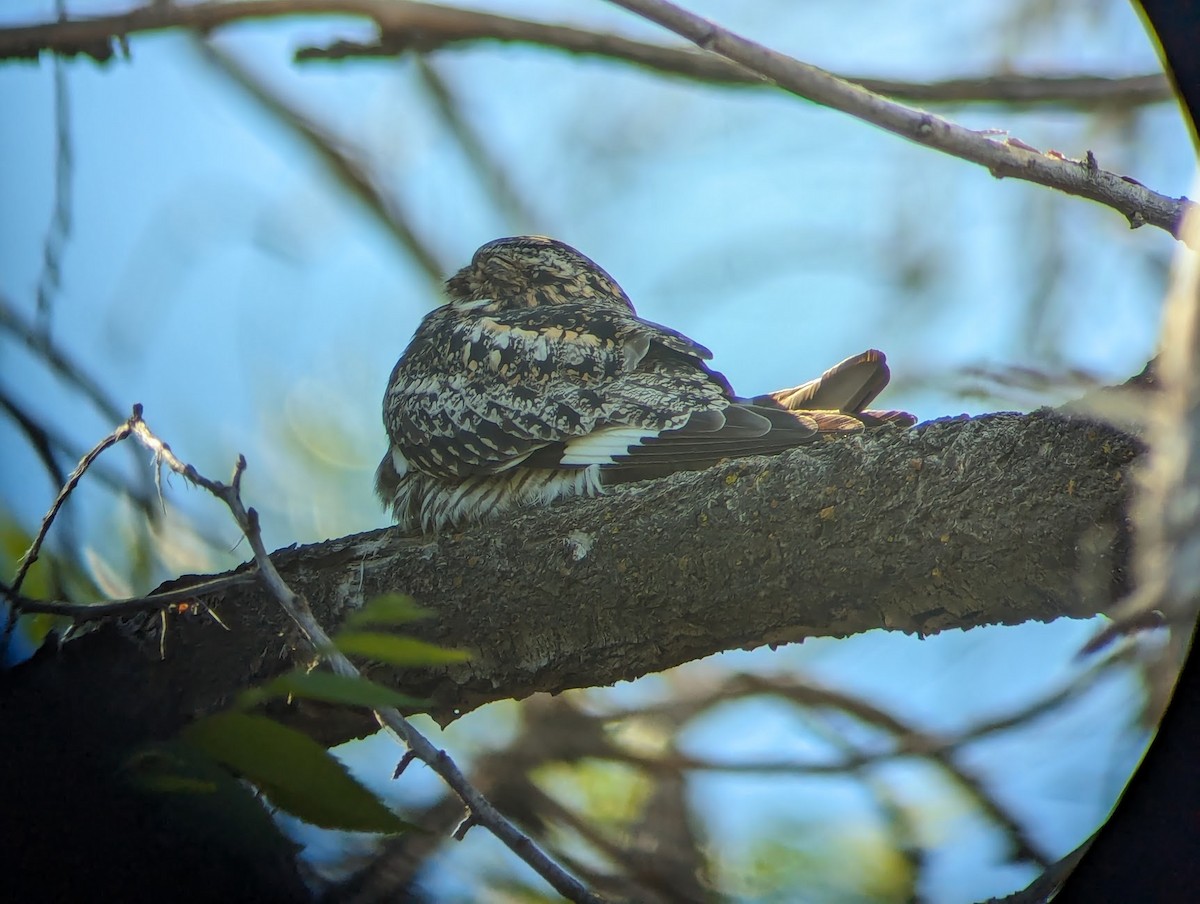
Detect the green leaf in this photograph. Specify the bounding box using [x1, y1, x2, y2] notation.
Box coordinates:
[341, 593, 430, 629]
[181, 712, 411, 833]
[332, 631, 470, 666]
[239, 669, 426, 711]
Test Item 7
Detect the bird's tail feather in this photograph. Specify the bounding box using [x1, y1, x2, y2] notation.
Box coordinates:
[755, 349, 917, 428]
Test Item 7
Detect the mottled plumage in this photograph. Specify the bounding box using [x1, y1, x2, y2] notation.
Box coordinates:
[377, 236, 914, 531]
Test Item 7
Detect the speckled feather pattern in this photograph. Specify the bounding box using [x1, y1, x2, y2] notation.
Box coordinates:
[377, 236, 914, 532]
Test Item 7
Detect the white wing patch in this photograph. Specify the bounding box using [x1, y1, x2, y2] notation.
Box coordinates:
[560, 426, 663, 465]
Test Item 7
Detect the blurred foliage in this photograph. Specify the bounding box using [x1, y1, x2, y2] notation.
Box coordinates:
[181, 711, 415, 833]
[533, 758, 655, 835]
[0, 506, 103, 659]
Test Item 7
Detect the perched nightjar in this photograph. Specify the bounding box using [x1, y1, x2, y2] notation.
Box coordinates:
[376, 236, 915, 532]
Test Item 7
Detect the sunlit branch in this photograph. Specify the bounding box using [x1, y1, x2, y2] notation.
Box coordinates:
[604, 0, 1194, 243]
[0, 2, 1172, 112]
[3, 2, 1187, 239]
[3, 408, 137, 646]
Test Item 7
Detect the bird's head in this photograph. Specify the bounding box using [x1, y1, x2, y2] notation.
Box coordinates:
[444, 236, 635, 311]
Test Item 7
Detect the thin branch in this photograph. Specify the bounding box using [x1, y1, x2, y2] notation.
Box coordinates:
[306, 41, 1169, 112]
[0, 385, 80, 578]
[0, 382, 176, 523]
[0, 296, 233, 552]
[5, 1, 1185, 238]
[6, 572, 254, 620]
[621, 673, 1060, 868]
[414, 55, 540, 230]
[4, 407, 138, 646]
[0, 293, 125, 426]
[34, 4, 73, 331]
[604, 0, 1194, 242]
[595, 647, 1134, 871]
[0, 2, 1173, 112]
[0, 389, 70, 507]
[514, 782, 677, 902]
[123, 408, 606, 904]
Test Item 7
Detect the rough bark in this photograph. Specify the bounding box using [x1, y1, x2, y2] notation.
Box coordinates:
[15, 409, 1134, 744]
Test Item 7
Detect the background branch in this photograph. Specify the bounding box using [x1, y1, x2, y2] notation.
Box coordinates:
[34, 13, 72, 331]
[3, 1, 1186, 241]
[195, 39, 448, 286]
[605, 0, 1193, 241]
[0, 2, 1171, 112]
[303, 41, 1169, 112]
[0, 292, 127, 427]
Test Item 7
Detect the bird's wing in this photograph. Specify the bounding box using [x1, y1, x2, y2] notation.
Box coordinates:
[384, 304, 710, 479]
[530, 346, 868, 482]
[387, 309, 898, 486]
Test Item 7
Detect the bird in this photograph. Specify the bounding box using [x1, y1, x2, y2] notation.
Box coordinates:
[376, 236, 915, 532]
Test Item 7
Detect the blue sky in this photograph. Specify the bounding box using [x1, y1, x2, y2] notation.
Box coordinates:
[1, 1, 1195, 900]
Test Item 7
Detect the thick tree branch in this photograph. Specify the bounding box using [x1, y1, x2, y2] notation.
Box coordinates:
[21, 411, 1137, 743]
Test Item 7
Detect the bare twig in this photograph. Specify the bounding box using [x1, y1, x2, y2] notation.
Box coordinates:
[0, 386, 79, 578]
[1, 2, 1172, 112]
[124, 409, 605, 904]
[597, 653, 1138, 870]
[8, 409, 137, 601]
[414, 56, 540, 230]
[604, 0, 1194, 242]
[0, 389, 70, 508]
[6, 572, 253, 621]
[307, 40, 1169, 112]
[3, 2, 1186, 237]
[0, 384, 189, 524]
[4, 407, 139, 645]
[1, 299, 236, 556]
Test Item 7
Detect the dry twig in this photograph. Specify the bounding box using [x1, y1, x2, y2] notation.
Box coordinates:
[0, 2, 1171, 112]
[604, 0, 1193, 242]
[119, 407, 605, 904]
